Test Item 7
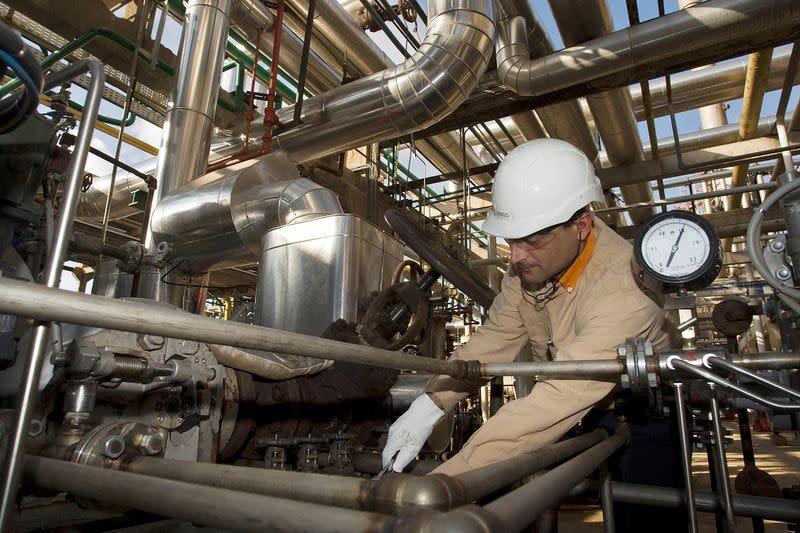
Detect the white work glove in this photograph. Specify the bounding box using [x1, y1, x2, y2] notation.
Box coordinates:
[382, 393, 444, 473]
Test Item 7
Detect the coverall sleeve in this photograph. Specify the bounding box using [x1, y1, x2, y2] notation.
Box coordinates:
[425, 268, 529, 411]
[433, 285, 660, 476]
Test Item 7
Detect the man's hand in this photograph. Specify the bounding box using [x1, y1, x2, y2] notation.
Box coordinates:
[382, 393, 445, 473]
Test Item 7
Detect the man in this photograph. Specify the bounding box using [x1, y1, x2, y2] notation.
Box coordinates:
[382, 138, 675, 477]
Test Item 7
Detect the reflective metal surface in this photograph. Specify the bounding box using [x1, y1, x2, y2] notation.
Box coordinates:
[145, 0, 232, 253]
[273, 0, 496, 162]
[548, 0, 654, 224]
[0, 59, 105, 531]
[91, 259, 133, 299]
[150, 151, 342, 273]
[631, 47, 798, 121]
[496, 0, 800, 98]
[257, 214, 404, 337]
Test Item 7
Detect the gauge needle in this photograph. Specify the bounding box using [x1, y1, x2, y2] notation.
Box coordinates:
[665, 225, 685, 268]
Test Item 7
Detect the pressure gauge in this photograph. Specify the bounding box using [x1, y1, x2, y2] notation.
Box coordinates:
[633, 211, 723, 292]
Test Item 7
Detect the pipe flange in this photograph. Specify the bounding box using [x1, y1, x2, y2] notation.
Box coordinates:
[618, 339, 635, 391]
[71, 421, 164, 510]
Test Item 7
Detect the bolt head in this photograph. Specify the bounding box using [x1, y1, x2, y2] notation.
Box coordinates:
[28, 418, 44, 438]
[102, 435, 126, 459]
[770, 240, 785, 252]
[776, 267, 792, 281]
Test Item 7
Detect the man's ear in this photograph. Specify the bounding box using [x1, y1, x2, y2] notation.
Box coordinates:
[576, 212, 592, 240]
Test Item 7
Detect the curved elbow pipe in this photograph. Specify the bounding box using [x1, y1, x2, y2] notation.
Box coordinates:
[496, 0, 800, 97]
[272, 0, 496, 163]
[149, 152, 342, 273]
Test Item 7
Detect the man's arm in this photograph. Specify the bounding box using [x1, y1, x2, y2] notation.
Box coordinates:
[425, 268, 530, 411]
[446, 285, 667, 471]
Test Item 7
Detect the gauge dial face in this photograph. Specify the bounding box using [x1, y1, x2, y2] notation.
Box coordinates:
[640, 218, 711, 279]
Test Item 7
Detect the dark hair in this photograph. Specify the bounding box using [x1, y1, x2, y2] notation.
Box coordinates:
[524, 207, 588, 238]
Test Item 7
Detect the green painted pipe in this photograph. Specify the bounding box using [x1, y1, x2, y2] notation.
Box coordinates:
[1, 28, 174, 98]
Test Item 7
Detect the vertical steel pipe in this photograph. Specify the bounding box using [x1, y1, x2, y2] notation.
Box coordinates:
[0, 59, 105, 531]
[600, 463, 615, 532]
[673, 381, 699, 533]
[708, 383, 738, 532]
[144, 0, 233, 252]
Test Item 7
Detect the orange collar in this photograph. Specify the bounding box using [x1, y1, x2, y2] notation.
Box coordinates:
[558, 226, 596, 293]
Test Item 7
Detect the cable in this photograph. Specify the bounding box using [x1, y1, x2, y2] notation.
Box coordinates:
[0, 23, 43, 133]
[159, 259, 254, 294]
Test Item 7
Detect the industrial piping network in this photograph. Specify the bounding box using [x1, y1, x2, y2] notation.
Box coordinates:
[1, 276, 800, 531]
[3, 0, 800, 530]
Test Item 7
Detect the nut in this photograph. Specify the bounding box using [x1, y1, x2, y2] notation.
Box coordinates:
[102, 435, 126, 459]
[139, 433, 164, 456]
[775, 267, 792, 281]
[770, 239, 786, 253]
[28, 418, 44, 438]
[138, 334, 165, 351]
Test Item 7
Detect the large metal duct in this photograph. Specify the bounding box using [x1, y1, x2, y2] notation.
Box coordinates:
[146, 0, 232, 253]
[271, 0, 495, 163]
[495, 0, 800, 98]
[629, 46, 798, 121]
[545, 0, 654, 224]
[495, 0, 597, 158]
[150, 151, 343, 273]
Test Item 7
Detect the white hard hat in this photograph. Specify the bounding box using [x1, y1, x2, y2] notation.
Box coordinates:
[482, 138, 604, 240]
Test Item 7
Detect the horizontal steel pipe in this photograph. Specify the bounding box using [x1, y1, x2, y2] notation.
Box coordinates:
[0, 278, 465, 378]
[453, 429, 608, 502]
[484, 430, 630, 532]
[495, 0, 800, 98]
[124, 457, 366, 509]
[410, 431, 631, 532]
[23, 456, 390, 532]
[482, 360, 624, 378]
[610, 482, 800, 523]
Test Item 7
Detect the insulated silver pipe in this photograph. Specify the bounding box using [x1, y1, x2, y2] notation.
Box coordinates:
[546, 0, 654, 224]
[229, 0, 341, 93]
[495, 0, 800, 98]
[272, 0, 496, 163]
[0, 59, 104, 531]
[630, 47, 799, 121]
[145, 0, 232, 251]
[149, 153, 342, 273]
[23, 456, 390, 532]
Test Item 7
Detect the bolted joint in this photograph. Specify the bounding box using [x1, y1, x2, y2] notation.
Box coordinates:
[775, 267, 792, 281]
[65, 339, 102, 376]
[138, 432, 164, 456]
[769, 239, 786, 253]
[102, 434, 126, 459]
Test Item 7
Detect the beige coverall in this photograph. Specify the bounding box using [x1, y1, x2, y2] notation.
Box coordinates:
[428, 218, 675, 476]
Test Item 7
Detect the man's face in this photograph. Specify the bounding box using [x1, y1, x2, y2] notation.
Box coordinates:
[508, 221, 581, 287]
